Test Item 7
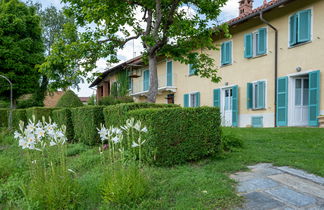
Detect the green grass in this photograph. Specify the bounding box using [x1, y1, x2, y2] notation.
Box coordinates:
[1, 127, 324, 209]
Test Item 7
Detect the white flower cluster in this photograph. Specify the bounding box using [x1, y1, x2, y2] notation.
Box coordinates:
[14, 116, 67, 151]
[97, 118, 148, 148]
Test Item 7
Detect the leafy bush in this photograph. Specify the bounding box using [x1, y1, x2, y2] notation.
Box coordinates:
[0, 108, 8, 128]
[52, 108, 74, 141]
[98, 96, 134, 106]
[221, 132, 244, 152]
[127, 107, 222, 166]
[16, 99, 43, 109]
[56, 90, 83, 108]
[102, 163, 148, 205]
[87, 95, 96, 105]
[71, 106, 104, 145]
[104, 103, 179, 127]
[12, 109, 27, 129]
[25, 107, 56, 122]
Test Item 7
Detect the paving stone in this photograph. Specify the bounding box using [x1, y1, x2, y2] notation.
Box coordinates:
[266, 187, 317, 207]
[230, 172, 258, 182]
[276, 166, 324, 185]
[243, 192, 286, 210]
[270, 173, 324, 199]
[251, 167, 283, 177]
[238, 178, 280, 193]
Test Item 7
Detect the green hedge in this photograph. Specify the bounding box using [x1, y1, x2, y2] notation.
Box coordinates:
[71, 106, 104, 145]
[103, 103, 179, 127]
[26, 107, 56, 122]
[0, 108, 8, 128]
[52, 108, 74, 142]
[12, 109, 27, 129]
[56, 90, 83, 108]
[127, 107, 222, 166]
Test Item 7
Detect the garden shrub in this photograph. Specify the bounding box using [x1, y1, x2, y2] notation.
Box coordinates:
[12, 109, 27, 129]
[56, 90, 83, 108]
[221, 131, 244, 152]
[16, 99, 42, 109]
[104, 103, 179, 127]
[52, 108, 74, 141]
[71, 106, 104, 145]
[26, 107, 56, 122]
[127, 107, 222, 166]
[0, 108, 8, 128]
[98, 96, 134, 106]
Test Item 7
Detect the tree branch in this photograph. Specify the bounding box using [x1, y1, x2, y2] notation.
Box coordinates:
[153, 0, 162, 38]
[98, 33, 142, 48]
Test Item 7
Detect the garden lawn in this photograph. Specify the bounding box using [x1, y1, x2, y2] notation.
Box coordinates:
[1, 127, 324, 209]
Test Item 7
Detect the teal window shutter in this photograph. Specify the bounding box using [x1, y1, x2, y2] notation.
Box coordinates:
[184, 94, 189, 107]
[298, 9, 311, 43]
[213, 89, 220, 107]
[277, 77, 288, 126]
[258, 81, 266, 109]
[221, 42, 226, 65]
[289, 14, 297, 46]
[143, 70, 149, 91]
[221, 41, 232, 65]
[167, 61, 173, 86]
[232, 85, 239, 127]
[308, 70, 320, 126]
[247, 83, 253, 109]
[244, 33, 253, 58]
[189, 64, 196, 75]
[257, 28, 267, 55]
[196, 92, 200, 107]
[227, 41, 232, 64]
[252, 116, 263, 128]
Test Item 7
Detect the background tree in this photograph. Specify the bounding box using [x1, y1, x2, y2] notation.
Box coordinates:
[42, 0, 229, 102]
[0, 0, 44, 105]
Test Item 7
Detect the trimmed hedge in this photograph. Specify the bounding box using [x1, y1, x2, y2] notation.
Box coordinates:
[52, 108, 74, 142]
[104, 103, 179, 127]
[26, 107, 56, 122]
[12, 109, 27, 129]
[127, 107, 222, 166]
[0, 108, 8, 128]
[56, 90, 83, 108]
[71, 106, 104, 145]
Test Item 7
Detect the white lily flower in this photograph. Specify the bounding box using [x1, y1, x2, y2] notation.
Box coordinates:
[112, 136, 120, 143]
[132, 141, 139, 148]
[141, 127, 148, 133]
[14, 131, 21, 139]
[134, 122, 142, 131]
[50, 141, 56, 146]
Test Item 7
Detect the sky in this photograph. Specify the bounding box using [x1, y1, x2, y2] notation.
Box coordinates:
[22, 0, 265, 97]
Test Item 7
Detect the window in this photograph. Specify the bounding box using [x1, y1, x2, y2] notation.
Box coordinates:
[143, 70, 149, 91]
[166, 61, 173, 86]
[221, 41, 232, 66]
[247, 81, 266, 110]
[184, 92, 200, 107]
[289, 9, 312, 47]
[188, 64, 196, 76]
[244, 28, 267, 58]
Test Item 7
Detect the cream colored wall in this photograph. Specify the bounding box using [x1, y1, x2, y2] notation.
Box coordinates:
[119, 0, 324, 127]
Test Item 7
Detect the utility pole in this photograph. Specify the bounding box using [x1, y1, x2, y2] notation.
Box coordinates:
[0, 75, 13, 130]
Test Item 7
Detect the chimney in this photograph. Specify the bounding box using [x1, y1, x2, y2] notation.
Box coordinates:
[239, 0, 254, 16]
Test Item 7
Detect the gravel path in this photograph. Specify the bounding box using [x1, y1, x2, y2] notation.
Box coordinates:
[231, 163, 324, 209]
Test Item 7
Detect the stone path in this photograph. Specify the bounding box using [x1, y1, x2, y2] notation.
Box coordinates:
[230, 163, 324, 210]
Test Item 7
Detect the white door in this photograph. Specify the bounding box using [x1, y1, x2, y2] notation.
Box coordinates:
[222, 88, 233, 127]
[293, 78, 309, 126]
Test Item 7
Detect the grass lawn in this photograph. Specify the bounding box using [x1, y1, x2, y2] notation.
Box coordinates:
[1, 127, 324, 209]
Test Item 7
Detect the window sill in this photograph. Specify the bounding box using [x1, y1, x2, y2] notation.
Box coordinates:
[220, 63, 232, 68]
[251, 108, 266, 111]
[188, 74, 196, 77]
[247, 53, 267, 59]
[289, 40, 312, 49]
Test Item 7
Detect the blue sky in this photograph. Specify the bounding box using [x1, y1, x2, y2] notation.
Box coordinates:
[22, 0, 266, 96]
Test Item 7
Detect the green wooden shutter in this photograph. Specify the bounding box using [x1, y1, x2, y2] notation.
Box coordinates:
[257, 28, 267, 55]
[167, 61, 173, 86]
[227, 41, 232, 64]
[308, 70, 320, 126]
[277, 77, 288, 126]
[196, 92, 200, 107]
[221, 42, 226, 65]
[232, 85, 239, 127]
[213, 89, 221, 107]
[298, 9, 311, 43]
[247, 83, 253, 109]
[143, 70, 149, 91]
[244, 33, 253, 58]
[184, 94, 189, 107]
[289, 14, 297, 46]
[258, 81, 266, 109]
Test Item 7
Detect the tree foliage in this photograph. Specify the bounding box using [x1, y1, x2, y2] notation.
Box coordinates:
[42, 0, 230, 102]
[56, 90, 83, 108]
[0, 0, 44, 101]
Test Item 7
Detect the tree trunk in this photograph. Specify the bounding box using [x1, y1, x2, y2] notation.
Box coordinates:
[147, 53, 158, 103]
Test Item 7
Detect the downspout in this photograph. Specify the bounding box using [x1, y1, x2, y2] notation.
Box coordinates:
[259, 11, 278, 127]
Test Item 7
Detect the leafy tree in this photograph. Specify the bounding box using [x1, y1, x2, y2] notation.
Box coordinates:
[42, 0, 229, 102]
[56, 90, 83, 108]
[0, 0, 44, 104]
